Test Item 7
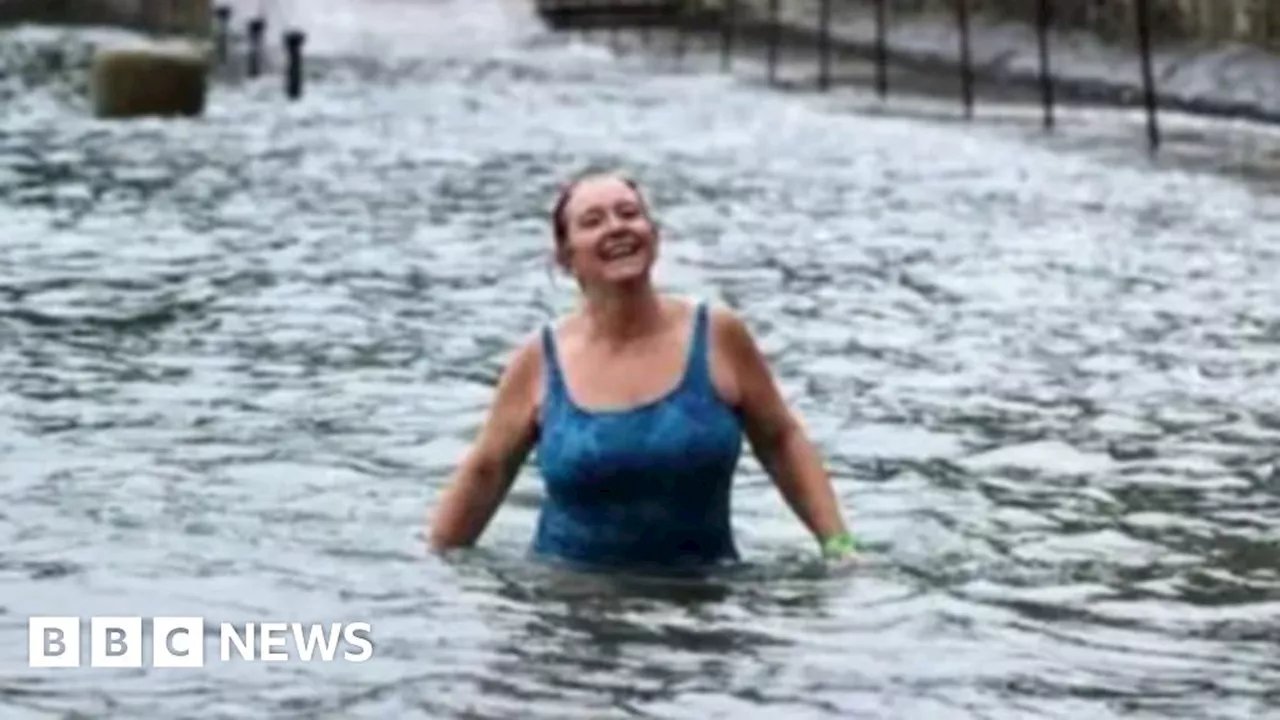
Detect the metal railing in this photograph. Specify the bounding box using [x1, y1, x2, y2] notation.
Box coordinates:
[536, 0, 1280, 154]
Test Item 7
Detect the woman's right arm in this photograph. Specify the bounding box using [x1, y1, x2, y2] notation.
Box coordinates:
[426, 335, 542, 550]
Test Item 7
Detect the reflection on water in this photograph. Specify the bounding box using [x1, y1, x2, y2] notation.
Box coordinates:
[1, 1, 1278, 718]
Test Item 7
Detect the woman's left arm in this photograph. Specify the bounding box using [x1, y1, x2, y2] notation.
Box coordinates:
[712, 308, 858, 558]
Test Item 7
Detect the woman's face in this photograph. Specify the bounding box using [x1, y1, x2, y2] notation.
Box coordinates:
[558, 175, 658, 288]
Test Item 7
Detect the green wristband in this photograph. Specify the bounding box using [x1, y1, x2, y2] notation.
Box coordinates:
[821, 531, 859, 558]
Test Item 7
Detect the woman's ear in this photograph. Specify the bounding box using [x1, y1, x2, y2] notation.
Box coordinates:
[555, 245, 572, 273]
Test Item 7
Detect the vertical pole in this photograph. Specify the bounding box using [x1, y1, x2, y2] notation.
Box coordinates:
[214, 5, 231, 64]
[640, 0, 651, 48]
[956, 0, 974, 118]
[247, 17, 265, 78]
[284, 30, 305, 100]
[674, 0, 688, 65]
[720, 0, 736, 72]
[818, 0, 831, 91]
[766, 0, 780, 85]
[609, 0, 619, 52]
[874, 0, 888, 98]
[1037, 0, 1054, 130]
[1136, 0, 1160, 152]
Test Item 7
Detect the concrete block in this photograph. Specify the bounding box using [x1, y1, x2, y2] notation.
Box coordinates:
[90, 43, 209, 118]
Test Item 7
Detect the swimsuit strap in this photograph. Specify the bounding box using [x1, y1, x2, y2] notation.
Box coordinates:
[684, 300, 713, 394]
[541, 323, 566, 404]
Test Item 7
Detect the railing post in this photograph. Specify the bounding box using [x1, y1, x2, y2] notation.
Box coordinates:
[214, 5, 231, 65]
[609, 0, 619, 52]
[874, 0, 888, 98]
[1037, 0, 1054, 130]
[1135, 0, 1160, 152]
[720, 0, 736, 72]
[955, 0, 974, 118]
[247, 16, 265, 78]
[640, 0, 651, 47]
[766, 0, 780, 85]
[674, 0, 688, 64]
[818, 0, 831, 91]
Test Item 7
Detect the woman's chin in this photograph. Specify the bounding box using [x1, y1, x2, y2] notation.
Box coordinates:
[600, 259, 652, 285]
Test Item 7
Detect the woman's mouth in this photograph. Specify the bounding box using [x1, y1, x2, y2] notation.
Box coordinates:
[599, 236, 642, 260]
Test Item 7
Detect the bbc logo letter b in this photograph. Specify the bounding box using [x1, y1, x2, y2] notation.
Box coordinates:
[29, 617, 81, 668]
[91, 617, 143, 668]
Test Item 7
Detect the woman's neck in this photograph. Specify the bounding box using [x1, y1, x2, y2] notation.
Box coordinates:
[580, 282, 665, 344]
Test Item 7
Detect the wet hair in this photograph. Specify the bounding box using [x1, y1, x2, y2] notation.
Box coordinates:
[550, 171, 648, 270]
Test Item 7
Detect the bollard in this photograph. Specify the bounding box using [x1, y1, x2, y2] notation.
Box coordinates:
[214, 5, 231, 64]
[817, 0, 831, 91]
[874, 0, 888, 98]
[766, 0, 780, 85]
[284, 30, 305, 100]
[247, 17, 265, 78]
[1135, 0, 1160, 152]
[1036, 0, 1054, 130]
[720, 0, 736, 72]
[955, 0, 974, 119]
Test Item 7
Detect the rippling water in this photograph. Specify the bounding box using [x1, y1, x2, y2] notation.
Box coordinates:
[2, 1, 1278, 718]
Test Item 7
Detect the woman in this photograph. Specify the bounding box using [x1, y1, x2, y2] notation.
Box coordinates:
[427, 171, 859, 573]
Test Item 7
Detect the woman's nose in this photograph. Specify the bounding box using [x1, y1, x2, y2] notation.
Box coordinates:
[601, 212, 625, 231]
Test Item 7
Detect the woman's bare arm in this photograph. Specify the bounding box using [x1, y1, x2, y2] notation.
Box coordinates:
[427, 336, 541, 550]
[713, 308, 854, 554]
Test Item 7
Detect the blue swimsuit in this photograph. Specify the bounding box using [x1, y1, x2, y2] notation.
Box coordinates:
[532, 301, 744, 573]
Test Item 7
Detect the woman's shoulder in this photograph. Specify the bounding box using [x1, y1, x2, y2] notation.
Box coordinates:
[507, 310, 582, 370]
[686, 296, 757, 346]
[533, 309, 583, 348]
[502, 316, 563, 380]
[662, 293, 745, 324]
[664, 295, 765, 374]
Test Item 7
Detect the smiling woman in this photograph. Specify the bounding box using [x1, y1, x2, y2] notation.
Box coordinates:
[426, 170, 860, 574]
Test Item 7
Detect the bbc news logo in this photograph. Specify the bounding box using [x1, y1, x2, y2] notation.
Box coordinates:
[28, 617, 374, 667]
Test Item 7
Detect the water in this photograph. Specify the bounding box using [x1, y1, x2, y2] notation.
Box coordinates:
[2, 1, 1279, 717]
